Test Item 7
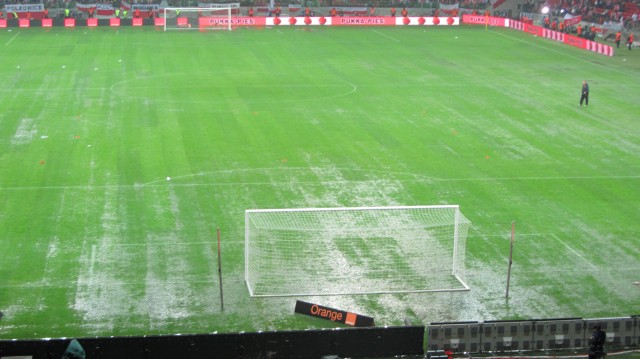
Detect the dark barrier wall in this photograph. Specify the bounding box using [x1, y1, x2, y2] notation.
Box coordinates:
[428, 316, 640, 353]
[0, 325, 425, 359]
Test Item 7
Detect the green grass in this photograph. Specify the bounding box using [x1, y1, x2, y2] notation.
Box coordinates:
[0, 25, 639, 340]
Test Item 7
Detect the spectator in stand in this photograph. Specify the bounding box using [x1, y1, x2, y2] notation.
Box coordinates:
[628, 32, 634, 50]
[551, 18, 557, 30]
[615, 30, 622, 47]
[588, 323, 606, 359]
[559, 20, 565, 32]
[134, 8, 140, 18]
[577, 23, 583, 36]
[248, 7, 254, 17]
[391, 7, 396, 16]
[0, 10, 3, 18]
[330, 7, 337, 16]
[370, 6, 375, 16]
[43, 8, 48, 18]
[401, 7, 408, 17]
[88, 6, 94, 18]
[275, 6, 281, 17]
[304, 7, 310, 16]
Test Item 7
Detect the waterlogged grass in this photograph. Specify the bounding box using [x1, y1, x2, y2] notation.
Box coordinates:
[0, 25, 638, 340]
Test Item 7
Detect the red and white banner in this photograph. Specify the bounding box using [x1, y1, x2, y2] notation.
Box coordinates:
[439, 3, 459, 10]
[543, 28, 564, 41]
[563, 14, 581, 27]
[336, 7, 368, 16]
[288, 4, 301, 13]
[462, 14, 506, 27]
[76, 3, 115, 16]
[200, 16, 266, 27]
[331, 16, 396, 26]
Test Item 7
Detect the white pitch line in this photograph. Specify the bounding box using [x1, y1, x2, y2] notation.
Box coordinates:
[1, 174, 638, 192]
[94, 241, 242, 247]
[550, 233, 597, 269]
[5, 31, 21, 47]
[371, 28, 400, 43]
[89, 244, 96, 277]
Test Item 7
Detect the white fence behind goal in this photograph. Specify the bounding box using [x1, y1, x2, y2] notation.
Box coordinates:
[245, 205, 471, 297]
[163, 4, 239, 31]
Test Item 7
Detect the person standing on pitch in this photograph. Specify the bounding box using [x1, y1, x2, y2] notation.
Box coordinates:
[580, 80, 589, 107]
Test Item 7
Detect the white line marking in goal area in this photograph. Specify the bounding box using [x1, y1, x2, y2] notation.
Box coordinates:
[550, 233, 597, 269]
[371, 29, 401, 43]
[5, 31, 21, 47]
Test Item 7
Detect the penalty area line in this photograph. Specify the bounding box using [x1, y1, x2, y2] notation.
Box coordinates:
[371, 29, 400, 43]
[5, 31, 21, 47]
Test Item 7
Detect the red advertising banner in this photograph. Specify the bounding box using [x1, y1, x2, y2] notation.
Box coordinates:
[132, 18, 143, 26]
[64, 18, 76, 27]
[524, 23, 544, 36]
[87, 18, 98, 27]
[176, 17, 188, 26]
[110, 18, 120, 26]
[41, 18, 53, 27]
[331, 16, 396, 26]
[462, 14, 506, 26]
[19, 19, 30, 28]
[564, 33, 587, 48]
[198, 16, 266, 27]
[154, 17, 165, 26]
[0, 19, 6, 28]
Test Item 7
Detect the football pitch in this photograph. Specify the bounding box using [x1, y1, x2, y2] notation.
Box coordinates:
[0, 24, 639, 340]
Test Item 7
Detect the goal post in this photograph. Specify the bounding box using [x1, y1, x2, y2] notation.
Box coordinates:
[245, 205, 471, 297]
[163, 4, 240, 31]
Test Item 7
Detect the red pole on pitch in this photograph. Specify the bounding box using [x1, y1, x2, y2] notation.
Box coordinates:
[505, 221, 515, 299]
[217, 227, 224, 311]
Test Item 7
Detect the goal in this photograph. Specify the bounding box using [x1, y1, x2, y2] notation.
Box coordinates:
[245, 205, 471, 297]
[163, 4, 239, 31]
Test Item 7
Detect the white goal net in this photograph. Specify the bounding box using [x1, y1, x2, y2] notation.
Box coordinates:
[163, 4, 239, 31]
[245, 205, 471, 297]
